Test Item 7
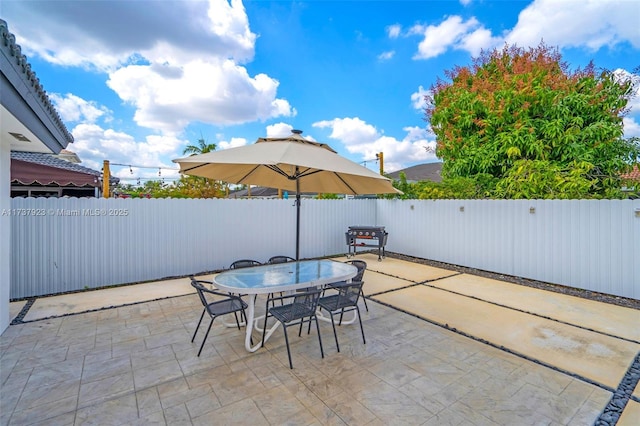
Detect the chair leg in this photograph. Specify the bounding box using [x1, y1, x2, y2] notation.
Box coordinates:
[261, 307, 268, 348]
[313, 315, 325, 359]
[355, 306, 366, 345]
[282, 324, 294, 369]
[233, 310, 241, 330]
[328, 310, 340, 352]
[197, 318, 215, 357]
[360, 288, 369, 312]
[192, 309, 206, 343]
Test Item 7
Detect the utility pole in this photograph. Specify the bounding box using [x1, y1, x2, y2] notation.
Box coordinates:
[376, 152, 384, 175]
[102, 160, 110, 198]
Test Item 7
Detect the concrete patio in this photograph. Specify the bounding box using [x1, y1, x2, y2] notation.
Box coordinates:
[1, 253, 639, 425]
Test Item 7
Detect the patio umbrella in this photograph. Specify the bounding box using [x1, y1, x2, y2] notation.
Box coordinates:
[173, 130, 401, 260]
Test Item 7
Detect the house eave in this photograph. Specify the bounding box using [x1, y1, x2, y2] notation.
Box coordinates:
[0, 19, 73, 154]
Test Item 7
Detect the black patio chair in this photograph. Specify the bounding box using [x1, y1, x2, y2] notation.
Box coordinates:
[261, 289, 324, 369]
[266, 256, 295, 305]
[267, 255, 296, 264]
[190, 277, 248, 357]
[230, 259, 262, 269]
[318, 280, 366, 353]
[344, 259, 368, 312]
[228, 259, 262, 321]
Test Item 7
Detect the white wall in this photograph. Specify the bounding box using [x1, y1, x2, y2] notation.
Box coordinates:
[377, 198, 640, 299]
[9, 197, 640, 301]
[9, 197, 375, 298]
[1, 139, 10, 333]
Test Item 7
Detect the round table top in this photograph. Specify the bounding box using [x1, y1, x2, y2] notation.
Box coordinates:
[213, 259, 357, 295]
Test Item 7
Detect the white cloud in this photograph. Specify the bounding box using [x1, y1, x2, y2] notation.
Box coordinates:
[613, 69, 640, 114]
[378, 51, 395, 61]
[460, 0, 472, 5]
[4, 0, 290, 135]
[386, 24, 402, 39]
[218, 137, 249, 150]
[460, 27, 502, 56]
[107, 59, 293, 133]
[623, 117, 640, 138]
[313, 117, 378, 146]
[69, 123, 183, 180]
[266, 123, 294, 138]
[408, 0, 638, 61]
[4, 0, 256, 71]
[312, 117, 438, 172]
[411, 16, 486, 59]
[411, 85, 431, 111]
[50, 93, 111, 124]
[506, 0, 640, 50]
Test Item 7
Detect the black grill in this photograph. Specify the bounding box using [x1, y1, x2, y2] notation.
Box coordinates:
[345, 226, 388, 261]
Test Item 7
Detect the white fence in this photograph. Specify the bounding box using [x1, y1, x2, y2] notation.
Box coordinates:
[9, 197, 640, 300]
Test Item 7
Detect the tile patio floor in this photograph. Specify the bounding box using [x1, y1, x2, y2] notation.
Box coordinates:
[1, 254, 639, 425]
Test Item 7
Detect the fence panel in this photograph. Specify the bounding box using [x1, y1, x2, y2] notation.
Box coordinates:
[10, 197, 639, 300]
[378, 198, 639, 299]
[10, 197, 377, 298]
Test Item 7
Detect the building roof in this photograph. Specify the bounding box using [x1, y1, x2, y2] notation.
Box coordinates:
[11, 151, 118, 185]
[621, 165, 640, 182]
[11, 159, 100, 187]
[387, 162, 443, 183]
[227, 186, 316, 199]
[1, 19, 74, 148]
[11, 151, 100, 176]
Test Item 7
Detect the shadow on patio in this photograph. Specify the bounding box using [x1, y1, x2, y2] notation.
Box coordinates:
[2, 253, 639, 425]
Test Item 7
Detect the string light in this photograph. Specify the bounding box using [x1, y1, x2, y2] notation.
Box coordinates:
[109, 162, 179, 172]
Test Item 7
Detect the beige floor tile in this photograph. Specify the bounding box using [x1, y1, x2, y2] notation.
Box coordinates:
[193, 398, 269, 426]
[617, 399, 640, 426]
[2, 256, 633, 426]
[323, 391, 378, 425]
[9, 395, 78, 426]
[431, 273, 640, 341]
[9, 300, 26, 323]
[361, 270, 414, 295]
[78, 371, 135, 408]
[373, 285, 639, 390]
[354, 380, 435, 424]
[136, 387, 163, 418]
[74, 393, 138, 425]
[24, 277, 195, 321]
[567, 387, 611, 425]
[335, 253, 458, 283]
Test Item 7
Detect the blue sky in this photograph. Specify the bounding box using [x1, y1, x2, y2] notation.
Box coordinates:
[2, 0, 639, 183]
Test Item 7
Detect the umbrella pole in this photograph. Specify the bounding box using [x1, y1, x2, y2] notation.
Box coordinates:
[296, 174, 301, 261]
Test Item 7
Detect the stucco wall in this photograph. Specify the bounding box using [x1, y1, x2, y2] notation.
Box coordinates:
[1, 138, 10, 333]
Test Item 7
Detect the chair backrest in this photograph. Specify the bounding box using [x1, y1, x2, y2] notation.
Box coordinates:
[345, 260, 367, 281]
[268, 255, 295, 264]
[336, 281, 363, 306]
[230, 259, 262, 269]
[320, 281, 363, 312]
[190, 276, 210, 308]
[291, 289, 323, 317]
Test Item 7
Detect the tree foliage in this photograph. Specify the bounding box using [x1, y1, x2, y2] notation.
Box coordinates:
[114, 175, 225, 199]
[182, 136, 217, 156]
[426, 43, 639, 199]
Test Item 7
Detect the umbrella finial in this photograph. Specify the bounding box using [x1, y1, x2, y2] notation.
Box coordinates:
[291, 129, 303, 135]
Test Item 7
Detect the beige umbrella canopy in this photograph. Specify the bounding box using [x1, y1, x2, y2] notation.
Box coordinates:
[173, 130, 401, 259]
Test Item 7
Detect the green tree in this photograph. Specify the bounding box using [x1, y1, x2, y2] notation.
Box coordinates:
[168, 175, 225, 198]
[182, 136, 217, 156]
[426, 43, 639, 199]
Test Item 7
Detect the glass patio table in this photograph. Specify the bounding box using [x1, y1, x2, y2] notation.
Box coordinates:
[214, 259, 357, 352]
